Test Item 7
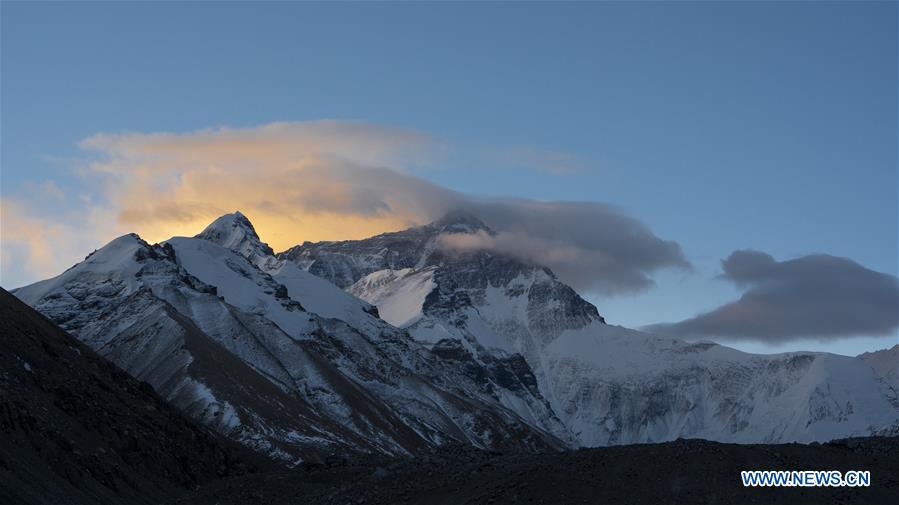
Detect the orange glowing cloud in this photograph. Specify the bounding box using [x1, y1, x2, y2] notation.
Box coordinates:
[78, 120, 453, 250]
[2, 120, 687, 295]
[1, 196, 120, 287]
[2, 121, 450, 287]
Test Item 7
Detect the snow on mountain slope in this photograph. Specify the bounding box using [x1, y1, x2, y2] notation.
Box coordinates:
[14, 223, 567, 459]
[190, 213, 572, 447]
[14, 233, 146, 306]
[12, 234, 363, 463]
[288, 211, 899, 447]
[79, 289, 371, 462]
[348, 267, 437, 328]
[859, 345, 899, 392]
[195, 212, 383, 335]
[266, 260, 384, 334]
[165, 236, 316, 340]
[544, 321, 899, 445]
[195, 211, 275, 265]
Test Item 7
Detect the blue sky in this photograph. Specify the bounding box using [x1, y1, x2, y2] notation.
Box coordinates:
[2, 1, 896, 356]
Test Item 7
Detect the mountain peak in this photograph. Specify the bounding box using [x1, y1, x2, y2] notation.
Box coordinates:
[195, 211, 275, 260]
[197, 211, 261, 241]
[429, 209, 492, 234]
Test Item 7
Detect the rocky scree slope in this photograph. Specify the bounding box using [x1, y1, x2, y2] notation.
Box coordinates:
[0, 288, 262, 505]
[176, 436, 899, 505]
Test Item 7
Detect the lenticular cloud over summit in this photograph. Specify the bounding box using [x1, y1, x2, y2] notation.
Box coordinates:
[2, 121, 688, 295]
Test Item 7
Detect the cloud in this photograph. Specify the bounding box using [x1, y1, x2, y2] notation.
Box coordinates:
[647, 250, 899, 342]
[438, 200, 690, 294]
[2, 120, 687, 295]
[80, 120, 440, 170]
[1, 197, 119, 288]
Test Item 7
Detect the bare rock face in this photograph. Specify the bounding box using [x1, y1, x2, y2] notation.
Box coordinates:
[0, 288, 261, 505]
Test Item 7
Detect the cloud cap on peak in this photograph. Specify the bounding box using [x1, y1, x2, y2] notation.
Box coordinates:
[436, 200, 690, 295]
[648, 249, 899, 343]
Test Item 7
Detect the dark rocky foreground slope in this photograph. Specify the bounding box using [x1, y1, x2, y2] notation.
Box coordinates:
[0, 288, 266, 505]
[3, 282, 898, 505]
[176, 437, 899, 505]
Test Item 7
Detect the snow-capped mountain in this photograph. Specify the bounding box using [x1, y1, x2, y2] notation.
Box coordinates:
[191, 212, 570, 447]
[12, 234, 373, 462]
[12, 214, 566, 462]
[13, 210, 898, 460]
[288, 211, 899, 446]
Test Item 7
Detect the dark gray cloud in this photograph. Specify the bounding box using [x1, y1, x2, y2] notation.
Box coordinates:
[647, 250, 899, 342]
[453, 200, 690, 295]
